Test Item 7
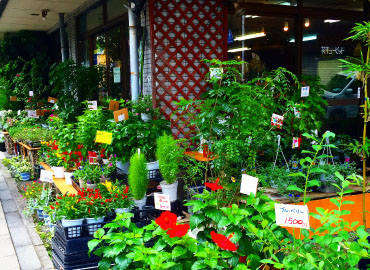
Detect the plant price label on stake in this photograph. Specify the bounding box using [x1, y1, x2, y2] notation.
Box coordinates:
[88, 101, 97, 110]
[95, 131, 113, 144]
[48, 97, 58, 104]
[154, 193, 171, 211]
[114, 108, 129, 122]
[29, 91, 33, 97]
[27, 110, 39, 118]
[301, 86, 310, 97]
[275, 204, 310, 229]
[10, 96, 17, 101]
[240, 174, 259, 195]
[40, 170, 53, 183]
[109, 100, 120, 111]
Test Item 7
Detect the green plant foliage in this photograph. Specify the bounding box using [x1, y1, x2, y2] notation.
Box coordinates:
[156, 134, 183, 184]
[128, 151, 148, 200]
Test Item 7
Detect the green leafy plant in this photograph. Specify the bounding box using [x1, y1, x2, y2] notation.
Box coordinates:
[128, 151, 148, 200]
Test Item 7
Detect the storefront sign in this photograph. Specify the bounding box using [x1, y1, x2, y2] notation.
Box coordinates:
[154, 193, 171, 211]
[113, 67, 121, 83]
[40, 169, 53, 183]
[95, 131, 113, 145]
[109, 100, 120, 111]
[27, 110, 39, 118]
[48, 97, 58, 104]
[114, 108, 129, 122]
[240, 174, 258, 195]
[275, 204, 310, 229]
[321, 46, 344, 56]
[88, 101, 97, 110]
[301, 86, 310, 97]
[10, 96, 17, 101]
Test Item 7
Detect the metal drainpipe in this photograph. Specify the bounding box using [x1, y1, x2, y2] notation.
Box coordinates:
[128, 2, 139, 101]
[59, 13, 68, 62]
[241, 15, 245, 82]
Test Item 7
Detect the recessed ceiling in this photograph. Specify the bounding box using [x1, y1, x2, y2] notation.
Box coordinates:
[0, 0, 88, 32]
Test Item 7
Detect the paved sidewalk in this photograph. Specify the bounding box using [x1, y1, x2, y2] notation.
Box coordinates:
[0, 152, 54, 270]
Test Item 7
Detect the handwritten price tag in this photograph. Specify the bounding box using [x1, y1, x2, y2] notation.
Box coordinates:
[240, 174, 258, 195]
[40, 169, 53, 183]
[95, 131, 113, 144]
[48, 97, 58, 104]
[275, 204, 310, 229]
[88, 101, 97, 110]
[27, 110, 39, 118]
[10, 96, 17, 101]
[154, 193, 171, 211]
[114, 108, 129, 122]
[29, 91, 34, 96]
[109, 100, 120, 111]
[301, 86, 310, 97]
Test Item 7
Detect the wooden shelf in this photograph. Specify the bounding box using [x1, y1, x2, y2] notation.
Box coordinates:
[18, 142, 40, 151]
[2, 131, 8, 135]
[40, 162, 77, 195]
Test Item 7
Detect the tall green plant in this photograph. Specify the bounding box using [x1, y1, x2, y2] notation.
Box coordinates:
[128, 151, 148, 200]
[156, 134, 183, 184]
[339, 21, 370, 226]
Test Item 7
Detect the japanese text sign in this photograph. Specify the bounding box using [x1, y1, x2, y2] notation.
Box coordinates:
[275, 204, 310, 229]
[88, 101, 97, 110]
[27, 110, 39, 118]
[40, 169, 53, 183]
[95, 131, 113, 145]
[271, 114, 284, 129]
[114, 108, 129, 122]
[48, 97, 58, 104]
[154, 193, 171, 211]
[301, 86, 310, 97]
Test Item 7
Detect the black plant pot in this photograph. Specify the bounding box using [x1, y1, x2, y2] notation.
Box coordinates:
[0, 142, 5, 152]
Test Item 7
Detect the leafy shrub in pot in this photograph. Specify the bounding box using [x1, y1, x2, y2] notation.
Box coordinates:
[128, 150, 148, 209]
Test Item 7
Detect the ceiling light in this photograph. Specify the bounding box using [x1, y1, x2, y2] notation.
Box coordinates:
[304, 18, 310, 27]
[42, 9, 48, 21]
[280, 2, 292, 6]
[283, 20, 289, 32]
[289, 35, 317, 43]
[245, 15, 259, 18]
[234, 32, 266, 41]
[228, 47, 252, 53]
[324, 19, 340, 23]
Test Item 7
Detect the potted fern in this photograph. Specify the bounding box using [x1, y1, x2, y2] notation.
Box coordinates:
[128, 150, 148, 210]
[156, 134, 183, 201]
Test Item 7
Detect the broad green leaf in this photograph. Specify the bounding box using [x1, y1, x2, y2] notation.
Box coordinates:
[172, 246, 187, 258]
[190, 214, 205, 228]
[98, 258, 111, 270]
[87, 239, 102, 255]
[307, 180, 320, 187]
[205, 208, 223, 223]
[191, 261, 207, 270]
[115, 255, 132, 269]
[287, 185, 303, 192]
[94, 228, 105, 239]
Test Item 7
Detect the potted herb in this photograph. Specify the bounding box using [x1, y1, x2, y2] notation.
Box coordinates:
[156, 134, 183, 202]
[111, 185, 134, 214]
[128, 150, 148, 210]
[73, 163, 103, 189]
[132, 95, 157, 122]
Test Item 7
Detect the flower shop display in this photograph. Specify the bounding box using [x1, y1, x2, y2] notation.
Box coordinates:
[128, 151, 148, 210]
[156, 134, 183, 201]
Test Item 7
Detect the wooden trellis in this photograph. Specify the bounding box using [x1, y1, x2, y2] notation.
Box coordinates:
[149, 0, 227, 139]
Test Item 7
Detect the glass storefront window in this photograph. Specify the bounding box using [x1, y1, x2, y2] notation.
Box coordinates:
[107, 0, 128, 21]
[227, 15, 296, 79]
[302, 19, 361, 136]
[304, 0, 363, 11]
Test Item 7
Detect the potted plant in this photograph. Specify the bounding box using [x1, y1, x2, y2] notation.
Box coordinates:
[316, 163, 357, 193]
[128, 150, 148, 210]
[132, 95, 157, 122]
[156, 134, 183, 202]
[73, 163, 103, 189]
[16, 160, 32, 181]
[111, 185, 134, 214]
[83, 188, 108, 235]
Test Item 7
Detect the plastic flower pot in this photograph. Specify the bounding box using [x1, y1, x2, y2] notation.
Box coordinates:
[61, 218, 84, 238]
[20, 172, 30, 181]
[52, 166, 65, 179]
[160, 181, 178, 202]
[85, 217, 105, 236]
[64, 172, 73, 185]
[115, 208, 130, 214]
[36, 209, 44, 220]
[146, 160, 159, 171]
[134, 197, 147, 210]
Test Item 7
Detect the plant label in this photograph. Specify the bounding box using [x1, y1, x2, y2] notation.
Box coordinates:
[240, 174, 258, 195]
[154, 193, 171, 211]
[40, 169, 53, 183]
[27, 110, 39, 118]
[209, 67, 223, 79]
[10, 96, 17, 101]
[358, 87, 361, 99]
[293, 107, 301, 118]
[109, 100, 120, 111]
[29, 91, 34, 96]
[17, 110, 21, 116]
[275, 204, 310, 229]
[36, 110, 45, 116]
[95, 131, 113, 145]
[271, 114, 284, 129]
[88, 101, 97, 110]
[292, 137, 301, 149]
[113, 67, 121, 83]
[301, 86, 310, 97]
[48, 97, 58, 104]
[114, 108, 129, 122]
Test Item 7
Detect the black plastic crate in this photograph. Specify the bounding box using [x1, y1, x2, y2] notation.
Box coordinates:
[53, 229, 92, 255]
[52, 250, 99, 270]
[52, 239, 100, 264]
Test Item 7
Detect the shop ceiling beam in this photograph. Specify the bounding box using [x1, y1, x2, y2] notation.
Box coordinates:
[0, 0, 8, 19]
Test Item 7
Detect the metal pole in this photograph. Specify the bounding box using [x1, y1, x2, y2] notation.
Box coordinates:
[128, 2, 139, 101]
[59, 13, 68, 62]
[241, 15, 245, 81]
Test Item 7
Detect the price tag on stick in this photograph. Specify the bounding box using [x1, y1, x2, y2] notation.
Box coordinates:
[301, 86, 310, 97]
[95, 131, 113, 144]
[114, 108, 129, 122]
[275, 204, 310, 229]
[240, 174, 259, 195]
[88, 101, 97, 110]
[154, 193, 171, 211]
[40, 169, 54, 183]
[48, 97, 58, 104]
[109, 100, 120, 111]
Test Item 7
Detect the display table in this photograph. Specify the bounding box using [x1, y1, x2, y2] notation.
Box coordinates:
[18, 142, 40, 174]
[40, 162, 77, 195]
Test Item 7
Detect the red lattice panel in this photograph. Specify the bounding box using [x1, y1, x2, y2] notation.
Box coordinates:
[149, 0, 227, 139]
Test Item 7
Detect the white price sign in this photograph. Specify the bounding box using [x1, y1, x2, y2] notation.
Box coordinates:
[240, 174, 258, 195]
[301, 86, 310, 97]
[40, 170, 54, 183]
[117, 114, 126, 121]
[29, 91, 34, 97]
[275, 204, 310, 229]
[154, 193, 171, 211]
[27, 110, 39, 118]
[88, 101, 97, 110]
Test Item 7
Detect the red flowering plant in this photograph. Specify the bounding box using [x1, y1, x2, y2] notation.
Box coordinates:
[99, 181, 134, 210]
[50, 193, 86, 220]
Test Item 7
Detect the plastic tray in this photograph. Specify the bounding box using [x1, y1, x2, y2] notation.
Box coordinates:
[52, 250, 99, 270]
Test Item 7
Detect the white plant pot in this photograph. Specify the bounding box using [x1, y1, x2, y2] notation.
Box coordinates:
[141, 113, 152, 122]
[64, 172, 73, 185]
[146, 160, 159, 171]
[134, 197, 147, 210]
[115, 208, 130, 214]
[85, 217, 105, 235]
[53, 166, 65, 179]
[79, 179, 85, 188]
[61, 218, 84, 238]
[86, 183, 97, 189]
[160, 181, 178, 202]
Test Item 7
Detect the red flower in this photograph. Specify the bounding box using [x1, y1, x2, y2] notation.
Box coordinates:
[76, 162, 81, 167]
[57, 196, 62, 199]
[77, 145, 84, 149]
[16, 74, 19, 77]
[210, 231, 237, 251]
[88, 209, 91, 213]
[166, 224, 190, 238]
[50, 205, 55, 210]
[62, 157, 66, 162]
[155, 211, 177, 230]
[101, 154, 104, 158]
[205, 178, 223, 191]
[62, 151, 68, 155]
[55, 202, 60, 206]
[239, 256, 247, 263]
